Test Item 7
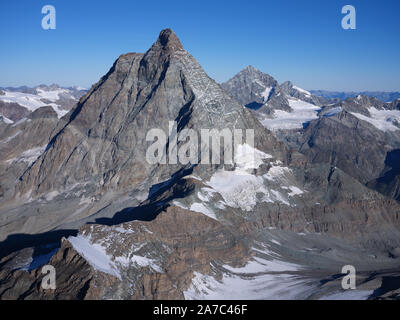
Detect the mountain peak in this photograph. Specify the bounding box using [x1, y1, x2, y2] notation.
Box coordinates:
[245, 65, 257, 71]
[242, 65, 261, 74]
[156, 28, 184, 52]
[238, 66, 276, 82]
[281, 81, 293, 87]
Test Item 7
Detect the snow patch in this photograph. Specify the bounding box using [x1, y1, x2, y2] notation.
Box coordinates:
[68, 235, 121, 279]
[234, 143, 272, 171]
[0, 130, 21, 143]
[260, 87, 273, 102]
[6, 146, 46, 165]
[115, 254, 163, 273]
[287, 186, 304, 197]
[0, 114, 13, 124]
[261, 99, 320, 131]
[351, 107, 400, 132]
[323, 107, 342, 117]
[190, 203, 217, 220]
[293, 86, 311, 96]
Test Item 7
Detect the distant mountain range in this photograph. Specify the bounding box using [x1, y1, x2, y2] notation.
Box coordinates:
[309, 90, 400, 103]
[0, 84, 87, 123]
[1, 82, 397, 127]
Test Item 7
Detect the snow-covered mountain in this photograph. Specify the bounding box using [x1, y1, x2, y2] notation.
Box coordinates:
[0, 84, 87, 122]
[221, 66, 330, 131]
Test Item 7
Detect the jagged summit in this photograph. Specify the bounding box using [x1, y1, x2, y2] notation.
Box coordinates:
[151, 28, 184, 53]
[244, 65, 258, 72]
[239, 65, 270, 78]
[115, 29, 183, 67]
[221, 65, 279, 106]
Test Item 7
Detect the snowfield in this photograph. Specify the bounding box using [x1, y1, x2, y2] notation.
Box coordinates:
[261, 99, 320, 131]
[184, 243, 311, 300]
[293, 86, 311, 96]
[351, 107, 400, 132]
[190, 144, 305, 213]
[184, 271, 313, 300]
[0, 88, 77, 118]
[68, 235, 121, 279]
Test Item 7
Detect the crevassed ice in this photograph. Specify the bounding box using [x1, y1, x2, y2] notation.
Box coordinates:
[203, 145, 303, 211]
[261, 99, 320, 131]
[234, 143, 272, 171]
[184, 240, 313, 300]
[184, 270, 312, 300]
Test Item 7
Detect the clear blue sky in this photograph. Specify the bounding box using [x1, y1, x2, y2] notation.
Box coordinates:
[0, 0, 399, 91]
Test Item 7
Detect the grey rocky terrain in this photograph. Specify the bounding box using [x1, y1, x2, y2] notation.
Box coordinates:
[0, 29, 399, 300]
[223, 67, 400, 205]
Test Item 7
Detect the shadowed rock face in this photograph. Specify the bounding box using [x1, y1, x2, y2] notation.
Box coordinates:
[367, 149, 400, 202]
[0, 101, 30, 122]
